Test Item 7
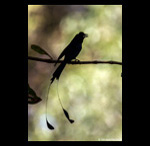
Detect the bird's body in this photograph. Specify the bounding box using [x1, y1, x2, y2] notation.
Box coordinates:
[51, 32, 88, 83]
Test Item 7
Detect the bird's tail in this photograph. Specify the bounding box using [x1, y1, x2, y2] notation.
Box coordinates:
[51, 61, 66, 84]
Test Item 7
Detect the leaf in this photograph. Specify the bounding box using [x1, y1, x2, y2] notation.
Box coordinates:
[28, 84, 42, 104]
[63, 109, 74, 124]
[46, 119, 54, 130]
[28, 84, 36, 97]
[28, 95, 42, 104]
[31, 44, 53, 59]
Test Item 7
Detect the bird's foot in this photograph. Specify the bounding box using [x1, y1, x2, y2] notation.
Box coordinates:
[74, 58, 80, 63]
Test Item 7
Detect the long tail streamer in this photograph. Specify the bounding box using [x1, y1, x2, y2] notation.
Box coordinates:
[46, 82, 55, 130]
[56, 80, 74, 124]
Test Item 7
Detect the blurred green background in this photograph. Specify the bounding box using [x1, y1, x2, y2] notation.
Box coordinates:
[28, 5, 122, 141]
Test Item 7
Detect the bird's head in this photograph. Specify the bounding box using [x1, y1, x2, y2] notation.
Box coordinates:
[72, 32, 88, 44]
[78, 32, 88, 39]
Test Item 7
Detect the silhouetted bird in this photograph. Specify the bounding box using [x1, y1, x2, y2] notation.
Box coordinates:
[51, 32, 88, 83]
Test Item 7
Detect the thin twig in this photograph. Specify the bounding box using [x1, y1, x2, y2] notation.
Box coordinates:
[28, 56, 122, 65]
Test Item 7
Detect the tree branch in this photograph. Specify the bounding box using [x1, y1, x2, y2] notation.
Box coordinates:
[28, 56, 122, 65]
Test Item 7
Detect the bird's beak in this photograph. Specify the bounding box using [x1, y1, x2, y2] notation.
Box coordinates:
[84, 34, 88, 38]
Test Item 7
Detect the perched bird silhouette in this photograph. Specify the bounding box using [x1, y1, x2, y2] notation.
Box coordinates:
[46, 32, 88, 130]
[51, 32, 88, 83]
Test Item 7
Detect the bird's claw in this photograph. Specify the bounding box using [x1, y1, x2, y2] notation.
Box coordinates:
[74, 59, 80, 62]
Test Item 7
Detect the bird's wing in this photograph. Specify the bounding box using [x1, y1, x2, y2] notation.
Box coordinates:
[54, 46, 68, 66]
[54, 37, 75, 66]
